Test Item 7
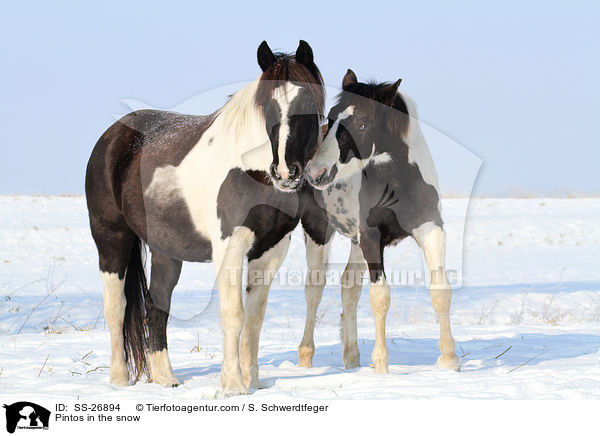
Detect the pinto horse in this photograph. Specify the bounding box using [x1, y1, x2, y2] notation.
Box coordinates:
[85, 40, 327, 395]
[302, 70, 460, 374]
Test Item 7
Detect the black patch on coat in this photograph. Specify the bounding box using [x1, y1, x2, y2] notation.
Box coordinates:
[300, 188, 335, 246]
[217, 168, 300, 261]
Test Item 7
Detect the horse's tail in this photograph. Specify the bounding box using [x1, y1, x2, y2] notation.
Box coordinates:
[123, 237, 149, 381]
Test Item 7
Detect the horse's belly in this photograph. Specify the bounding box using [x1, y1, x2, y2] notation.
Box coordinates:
[141, 161, 219, 262]
[142, 186, 214, 262]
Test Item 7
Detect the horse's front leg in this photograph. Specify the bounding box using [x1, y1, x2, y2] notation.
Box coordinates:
[298, 234, 331, 368]
[213, 227, 255, 395]
[240, 233, 291, 389]
[413, 223, 460, 371]
[340, 241, 366, 369]
[359, 229, 390, 374]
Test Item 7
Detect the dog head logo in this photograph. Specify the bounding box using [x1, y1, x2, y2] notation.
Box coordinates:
[3, 402, 50, 433]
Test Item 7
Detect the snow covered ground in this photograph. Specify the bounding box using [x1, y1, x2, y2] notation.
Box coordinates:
[1, 196, 599, 400]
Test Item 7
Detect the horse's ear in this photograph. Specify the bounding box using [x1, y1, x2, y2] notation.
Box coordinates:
[295, 40, 314, 66]
[257, 41, 276, 72]
[381, 78, 402, 106]
[342, 69, 358, 90]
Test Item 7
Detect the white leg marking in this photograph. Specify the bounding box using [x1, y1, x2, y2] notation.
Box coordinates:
[148, 349, 179, 387]
[240, 234, 291, 389]
[412, 222, 459, 371]
[341, 242, 366, 369]
[213, 227, 255, 395]
[101, 272, 129, 385]
[298, 234, 331, 368]
[369, 275, 391, 374]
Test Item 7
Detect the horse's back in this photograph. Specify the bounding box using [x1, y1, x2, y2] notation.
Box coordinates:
[85, 110, 216, 255]
[86, 109, 214, 212]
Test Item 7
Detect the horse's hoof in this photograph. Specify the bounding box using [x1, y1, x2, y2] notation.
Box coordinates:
[243, 374, 262, 390]
[298, 346, 314, 368]
[109, 366, 130, 386]
[343, 348, 360, 369]
[298, 359, 313, 368]
[152, 375, 180, 387]
[437, 354, 461, 371]
[149, 366, 180, 387]
[220, 386, 250, 397]
[372, 360, 389, 374]
[248, 380, 264, 390]
[110, 376, 130, 386]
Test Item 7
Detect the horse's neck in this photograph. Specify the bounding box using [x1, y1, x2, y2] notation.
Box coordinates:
[373, 112, 439, 192]
[204, 115, 269, 172]
[210, 81, 272, 172]
[400, 91, 440, 190]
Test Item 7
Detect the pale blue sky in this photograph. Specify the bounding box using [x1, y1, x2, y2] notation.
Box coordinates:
[1, 1, 598, 195]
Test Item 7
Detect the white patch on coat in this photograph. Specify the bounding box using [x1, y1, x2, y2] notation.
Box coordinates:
[100, 271, 129, 385]
[370, 152, 393, 166]
[273, 83, 301, 178]
[411, 221, 448, 288]
[148, 349, 179, 386]
[321, 171, 361, 240]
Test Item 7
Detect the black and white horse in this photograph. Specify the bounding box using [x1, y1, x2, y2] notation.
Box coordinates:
[302, 70, 460, 373]
[85, 40, 329, 395]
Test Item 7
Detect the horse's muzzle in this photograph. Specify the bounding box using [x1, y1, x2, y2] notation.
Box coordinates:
[306, 163, 337, 189]
[270, 162, 304, 192]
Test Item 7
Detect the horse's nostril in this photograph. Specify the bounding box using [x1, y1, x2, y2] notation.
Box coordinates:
[289, 162, 302, 179]
[270, 163, 281, 180]
[308, 164, 327, 180]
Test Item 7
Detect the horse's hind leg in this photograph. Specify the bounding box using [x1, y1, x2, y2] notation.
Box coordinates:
[341, 241, 366, 369]
[100, 271, 128, 385]
[298, 234, 331, 368]
[413, 222, 460, 371]
[240, 233, 291, 389]
[146, 249, 182, 386]
[95, 228, 136, 386]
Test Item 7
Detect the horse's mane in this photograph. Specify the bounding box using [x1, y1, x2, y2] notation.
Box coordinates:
[337, 80, 409, 138]
[218, 52, 325, 141]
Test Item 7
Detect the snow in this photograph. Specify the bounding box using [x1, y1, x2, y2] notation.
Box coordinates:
[1, 196, 599, 400]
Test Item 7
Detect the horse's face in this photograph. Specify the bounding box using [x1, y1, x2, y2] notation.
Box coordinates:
[263, 82, 322, 191]
[307, 69, 402, 189]
[256, 41, 324, 192]
[306, 102, 369, 189]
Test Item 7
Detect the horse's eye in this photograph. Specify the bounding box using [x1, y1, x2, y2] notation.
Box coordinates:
[359, 123, 367, 131]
